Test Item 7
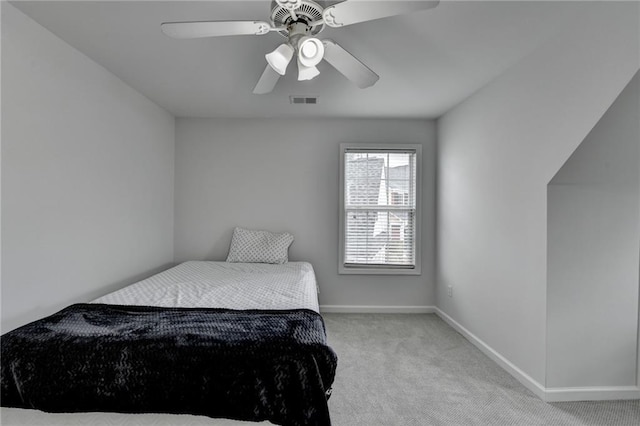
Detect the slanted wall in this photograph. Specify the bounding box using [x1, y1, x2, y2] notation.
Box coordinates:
[437, 1, 639, 391]
[547, 71, 640, 389]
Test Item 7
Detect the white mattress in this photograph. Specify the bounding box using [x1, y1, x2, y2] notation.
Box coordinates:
[92, 261, 319, 313]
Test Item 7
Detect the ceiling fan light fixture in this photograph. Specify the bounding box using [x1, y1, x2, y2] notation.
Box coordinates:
[297, 37, 324, 67]
[297, 58, 320, 81]
[266, 43, 295, 75]
[161, 0, 441, 93]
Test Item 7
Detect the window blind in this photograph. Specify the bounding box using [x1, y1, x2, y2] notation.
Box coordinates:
[343, 149, 417, 269]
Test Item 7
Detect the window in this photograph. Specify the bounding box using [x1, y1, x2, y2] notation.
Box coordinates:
[339, 144, 421, 275]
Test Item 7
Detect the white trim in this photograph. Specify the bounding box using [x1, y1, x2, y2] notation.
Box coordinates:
[637, 231, 640, 389]
[544, 386, 640, 402]
[434, 307, 547, 400]
[338, 143, 423, 276]
[320, 306, 640, 401]
[320, 305, 640, 402]
[434, 307, 640, 402]
[320, 305, 435, 314]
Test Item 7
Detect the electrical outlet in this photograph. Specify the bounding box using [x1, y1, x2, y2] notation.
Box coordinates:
[447, 286, 453, 297]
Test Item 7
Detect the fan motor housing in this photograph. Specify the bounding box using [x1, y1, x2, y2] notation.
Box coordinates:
[270, 0, 326, 36]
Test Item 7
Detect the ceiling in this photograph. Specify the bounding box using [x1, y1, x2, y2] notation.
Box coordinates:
[10, 0, 584, 118]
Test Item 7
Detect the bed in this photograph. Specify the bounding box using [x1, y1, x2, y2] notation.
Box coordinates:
[1, 261, 337, 426]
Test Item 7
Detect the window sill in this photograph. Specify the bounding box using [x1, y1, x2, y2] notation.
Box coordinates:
[339, 265, 422, 276]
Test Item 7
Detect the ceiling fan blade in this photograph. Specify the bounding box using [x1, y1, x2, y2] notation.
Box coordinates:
[322, 40, 379, 89]
[161, 21, 271, 39]
[322, 0, 439, 28]
[253, 65, 281, 94]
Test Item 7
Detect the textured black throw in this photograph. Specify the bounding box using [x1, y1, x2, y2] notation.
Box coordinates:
[1, 303, 337, 426]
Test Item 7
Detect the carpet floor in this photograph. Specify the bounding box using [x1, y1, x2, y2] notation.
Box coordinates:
[324, 313, 640, 426]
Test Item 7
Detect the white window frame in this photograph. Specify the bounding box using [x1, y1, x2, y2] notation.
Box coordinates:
[339, 143, 422, 275]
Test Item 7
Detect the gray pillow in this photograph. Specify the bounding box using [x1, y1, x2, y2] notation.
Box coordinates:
[226, 227, 294, 264]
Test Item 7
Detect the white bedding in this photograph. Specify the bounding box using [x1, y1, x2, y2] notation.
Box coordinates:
[92, 261, 319, 312]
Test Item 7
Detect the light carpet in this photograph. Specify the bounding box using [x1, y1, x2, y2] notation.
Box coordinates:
[324, 313, 640, 425]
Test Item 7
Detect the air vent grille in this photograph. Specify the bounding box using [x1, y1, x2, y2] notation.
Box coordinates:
[290, 96, 319, 105]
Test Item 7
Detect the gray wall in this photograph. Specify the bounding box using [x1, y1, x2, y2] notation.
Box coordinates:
[547, 72, 639, 388]
[1, 4, 175, 332]
[174, 118, 436, 308]
[436, 2, 639, 386]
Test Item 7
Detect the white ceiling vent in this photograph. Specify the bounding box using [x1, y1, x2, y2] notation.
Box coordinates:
[290, 95, 319, 105]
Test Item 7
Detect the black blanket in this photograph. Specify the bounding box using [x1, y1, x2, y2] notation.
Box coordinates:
[1, 303, 337, 426]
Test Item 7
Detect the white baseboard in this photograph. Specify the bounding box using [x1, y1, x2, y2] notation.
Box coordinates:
[544, 386, 640, 402]
[320, 305, 436, 314]
[319, 305, 640, 401]
[434, 307, 547, 400]
[434, 307, 640, 402]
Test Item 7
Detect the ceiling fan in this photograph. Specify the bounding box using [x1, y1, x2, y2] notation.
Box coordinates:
[161, 0, 440, 94]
